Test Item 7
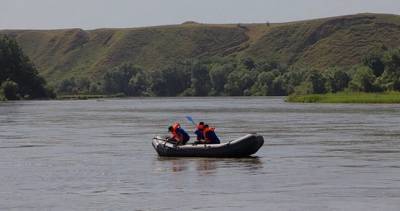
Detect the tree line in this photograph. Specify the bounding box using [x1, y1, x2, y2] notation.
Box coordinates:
[293, 47, 400, 95]
[0, 36, 400, 100]
[56, 47, 400, 97]
[3, 32, 399, 99]
[58, 46, 400, 96]
[0, 36, 54, 100]
[57, 57, 289, 96]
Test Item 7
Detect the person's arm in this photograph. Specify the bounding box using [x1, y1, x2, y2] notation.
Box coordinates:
[204, 131, 210, 143]
[195, 130, 201, 141]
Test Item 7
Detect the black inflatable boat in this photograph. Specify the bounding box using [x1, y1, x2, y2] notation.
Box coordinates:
[152, 134, 264, 157]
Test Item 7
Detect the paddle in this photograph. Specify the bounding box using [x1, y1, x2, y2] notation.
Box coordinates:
[185, 116, 196, 126]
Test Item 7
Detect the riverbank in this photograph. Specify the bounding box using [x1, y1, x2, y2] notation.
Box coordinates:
[286, 92, 400, 103]
[57, 93, 126, 100]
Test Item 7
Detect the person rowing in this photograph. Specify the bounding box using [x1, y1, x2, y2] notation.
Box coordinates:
[194, 121, 205, 144]
[194, 122, 220, 145]
[202, 124, 220, 144]
[167, 122, 190, 145]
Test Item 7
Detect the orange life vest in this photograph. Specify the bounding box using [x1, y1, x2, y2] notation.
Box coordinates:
[203, 127, 215, 143]
[171, 123, 182, 140]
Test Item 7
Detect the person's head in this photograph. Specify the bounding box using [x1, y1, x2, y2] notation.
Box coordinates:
[168, 126, 173, 132]
[204, 124, 209, 129]
[197, 122, 205, 130]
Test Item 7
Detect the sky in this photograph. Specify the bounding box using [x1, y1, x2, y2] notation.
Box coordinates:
[1, 0, 400, 29]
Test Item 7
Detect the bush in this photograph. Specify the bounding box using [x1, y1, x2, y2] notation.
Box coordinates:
[1, 80, 19, 100]
[349, 66, 378, 92]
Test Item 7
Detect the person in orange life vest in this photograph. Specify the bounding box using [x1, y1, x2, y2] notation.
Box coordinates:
[168, 122, 190, 145]
[193, 122, 205, 144]
[202, 124, 220, 144]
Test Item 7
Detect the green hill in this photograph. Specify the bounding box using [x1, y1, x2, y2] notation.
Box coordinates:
[1, 13, 400, 87]
[245, 13, 400, 69]
[1, 25, 250, 84]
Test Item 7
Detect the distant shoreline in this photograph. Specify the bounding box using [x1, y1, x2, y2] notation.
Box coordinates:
[286, 92, 400, 104]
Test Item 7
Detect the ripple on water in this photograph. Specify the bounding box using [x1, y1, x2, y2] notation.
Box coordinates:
[1, 98, 400, 210]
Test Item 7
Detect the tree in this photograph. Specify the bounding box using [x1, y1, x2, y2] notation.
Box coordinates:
[190, 62, 211, 96]
[150, 65, 191, 96]
[271, 76, 286, 96]
[76, 78, 91, 93]
[209, 63, 234, 94]
[382, 48, 400, 72]
[224, 69, 256, 96]
[57, 78, 77, 94]
[349, 66, 377, 92]
[241, 57, 256, 70]
[372, 49, 400, 91]
[324, 68, 351, 92]
[0, 35, 52, 99]
[363, 52, 385, 77]
[128, 70, 150, 96]
[250, 71, 275, 95]
[332, 70, 350, 92]
[1, 80, 19, 100]
[103, 63, 144, 95]
[281, 68, 307, 94]
[308, 71, 327, 94]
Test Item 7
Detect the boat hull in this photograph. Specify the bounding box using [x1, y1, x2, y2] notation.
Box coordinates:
[152, 134, 264, 158]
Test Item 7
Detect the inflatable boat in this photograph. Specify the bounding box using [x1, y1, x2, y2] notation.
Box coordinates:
[152, 134, 264, 157]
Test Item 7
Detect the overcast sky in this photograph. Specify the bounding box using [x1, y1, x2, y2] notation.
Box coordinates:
[1, 0, 400, 29]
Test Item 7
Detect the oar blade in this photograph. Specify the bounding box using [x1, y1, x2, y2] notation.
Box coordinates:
[185, 116, 196, 125]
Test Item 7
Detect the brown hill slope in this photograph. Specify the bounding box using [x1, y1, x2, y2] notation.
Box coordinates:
[1, 13, 400, 84]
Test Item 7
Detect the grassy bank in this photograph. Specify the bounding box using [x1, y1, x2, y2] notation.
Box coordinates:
[57, 93, 125, 100]
[286, 92, 400, 103]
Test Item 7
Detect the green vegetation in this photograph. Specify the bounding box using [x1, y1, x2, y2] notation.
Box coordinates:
[1, 13, 400, 99]
[288, 47, 400, 102]
[287, 92, 400, 103]
[0, 36, 54, 100]
[0, 90, 5, 101]
[1, 14, 399, 85]
[57, 93, 124, 100]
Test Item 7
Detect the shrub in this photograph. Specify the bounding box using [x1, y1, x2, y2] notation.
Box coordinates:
[1, 80, 19, 100]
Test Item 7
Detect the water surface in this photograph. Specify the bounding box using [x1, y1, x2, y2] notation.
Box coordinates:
[1, 97, 400, 210]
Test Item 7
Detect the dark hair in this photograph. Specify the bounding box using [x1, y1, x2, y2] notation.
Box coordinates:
[204, 124, 209, 128]
[199, 122, 204, 125]
[168, 126, 173, 132]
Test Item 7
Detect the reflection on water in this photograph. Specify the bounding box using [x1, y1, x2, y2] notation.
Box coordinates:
[1, 97, 400, 210]
[156, 157, 263, 175]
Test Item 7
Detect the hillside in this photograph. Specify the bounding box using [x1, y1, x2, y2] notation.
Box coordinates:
[1, 13, 400, 86]
[245, 13, 400, 69]
[1, 25, 250, 84]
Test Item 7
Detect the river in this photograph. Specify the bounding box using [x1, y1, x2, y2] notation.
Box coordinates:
[1, 97, 400, 210]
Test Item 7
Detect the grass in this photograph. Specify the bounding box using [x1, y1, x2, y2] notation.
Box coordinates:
[1, 13, 400, 86]
[244, 13, 400, 69]
[57, 93, 125, 100]
[286, 92, 400, 103]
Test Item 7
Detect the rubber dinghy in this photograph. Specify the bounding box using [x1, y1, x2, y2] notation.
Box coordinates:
[152, 134, 264, 158]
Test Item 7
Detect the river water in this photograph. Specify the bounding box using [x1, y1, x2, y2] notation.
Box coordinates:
[0, 97, 400, 210]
